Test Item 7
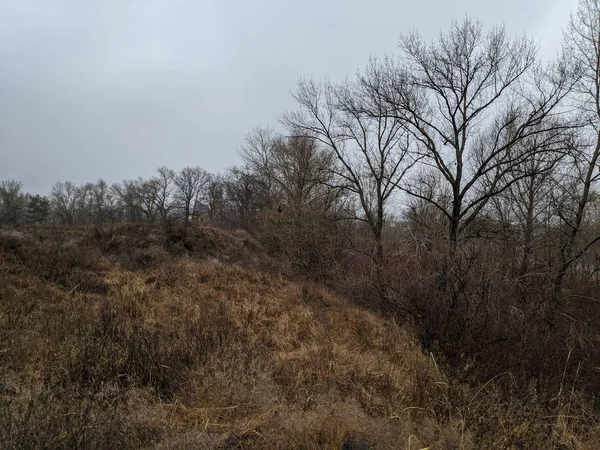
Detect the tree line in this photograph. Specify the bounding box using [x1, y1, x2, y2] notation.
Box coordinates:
[4, 7, 600, 290]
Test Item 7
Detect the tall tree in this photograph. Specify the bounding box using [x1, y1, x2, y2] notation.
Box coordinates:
[50, 181, 78, 226]
[224, 167, 264, 230]
[0, 179, 25, 225]
[26, 194, 50, 224]
[552, 0, 600, 295]
[371, 18, 577, 244]
[239, 126, 278, 209]
[89, 179, 117, 224]
[241, 130, 343, 278]
[206, 175, 227, 225]
[148, 167, 176, 225]
[283, 64, 415, 266]
[174, 166, 211, 224]
[112, 181, 145, 223]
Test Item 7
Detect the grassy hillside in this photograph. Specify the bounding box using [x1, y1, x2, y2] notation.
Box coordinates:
[0, 225, 598, 449]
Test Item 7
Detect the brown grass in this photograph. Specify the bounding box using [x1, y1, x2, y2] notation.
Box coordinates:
[0, 225, 598, 449]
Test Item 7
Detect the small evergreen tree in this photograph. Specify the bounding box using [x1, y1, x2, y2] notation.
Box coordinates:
[0, 179, 25, 225]
[26, 194, 50, 224]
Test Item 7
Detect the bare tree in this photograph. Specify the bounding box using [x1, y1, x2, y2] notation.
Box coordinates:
[90, 180, 106, 224]
[206, 175, 226, 225]
[551, 0, 600, 295]
[239, 126, 278, 208]
[50, 181, 79, 226]
[493, 135, 568, 277]
[130, 178, 158, 223]
[149, 167, 176, 224]
[241, 130, 344, 278]
[283, 63, 415, 266]
[240, 129, 335, 218]
[271, 136, 336, 216]
[371, 18, 577, 245]
[174, 166, 211, 225]
[112, 180, 146, 223]
[223, 167, 267, 230]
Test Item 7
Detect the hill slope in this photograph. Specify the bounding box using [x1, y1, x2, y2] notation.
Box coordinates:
[0, 225, 598, 449]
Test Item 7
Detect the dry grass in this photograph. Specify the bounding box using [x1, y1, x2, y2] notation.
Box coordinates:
[0, 225, 598, 449]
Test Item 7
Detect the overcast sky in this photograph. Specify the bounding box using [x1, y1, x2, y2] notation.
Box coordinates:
[0, 0, 578, 193]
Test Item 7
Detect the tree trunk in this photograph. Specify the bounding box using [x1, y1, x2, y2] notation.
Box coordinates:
[521, 217, 534, 278]
[553, 264, 567, 304]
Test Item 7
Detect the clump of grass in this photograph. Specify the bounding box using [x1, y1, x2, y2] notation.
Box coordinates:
[0, 385, 163, 450]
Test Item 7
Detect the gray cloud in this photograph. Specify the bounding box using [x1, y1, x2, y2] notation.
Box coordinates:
[0, 0, 577, 193]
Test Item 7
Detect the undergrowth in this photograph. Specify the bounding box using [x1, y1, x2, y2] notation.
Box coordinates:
[0, 225, 598, 449]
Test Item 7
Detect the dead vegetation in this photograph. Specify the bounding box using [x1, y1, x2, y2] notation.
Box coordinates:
[0, 225, 452, 449]
[0, 224, 598, 449]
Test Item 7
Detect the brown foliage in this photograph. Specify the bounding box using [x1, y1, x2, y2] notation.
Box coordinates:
[0, 225, 471, 449]
[0, 225, 598, 448]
